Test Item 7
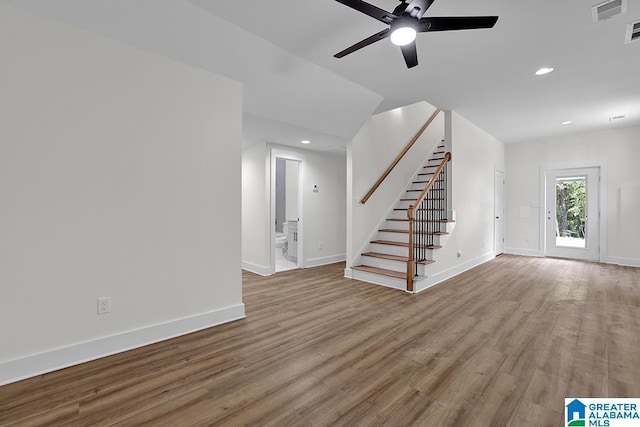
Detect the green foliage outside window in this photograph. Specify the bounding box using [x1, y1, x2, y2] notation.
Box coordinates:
[556, 180, 586, 238]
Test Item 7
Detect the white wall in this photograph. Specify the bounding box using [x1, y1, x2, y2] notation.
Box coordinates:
[426, 112, 505, 275]
[505, 125, 640, 266]
[241, 143, 347, 273]
[347, 102, 444, 266]
[301, 149, 347, 266]
[0, 5, 243, 383]
[241, 143, 270, 272]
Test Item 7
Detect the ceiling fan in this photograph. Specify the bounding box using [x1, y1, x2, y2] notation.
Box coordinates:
[333, 0, 498, 68]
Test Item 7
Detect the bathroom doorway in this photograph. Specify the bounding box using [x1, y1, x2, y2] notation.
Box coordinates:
[273, 155, 302, 272]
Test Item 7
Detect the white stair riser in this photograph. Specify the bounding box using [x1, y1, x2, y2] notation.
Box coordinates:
[408, 181, 432, 191]
[411, 235, 443, 247]
[384, 221, 448, 230]
[388, 210, 447, 220]
[384, 220, 451, 233]
[369, 243, 438, 258]
[369, 243, 408, 257]
[351, 269, 407, 291]
[361, 256, 407, 273]
[396, 200, 416, 209]
[385, 220, 409, 230]
[397, 200, 446, 209]
[377, 231, 409, 243]
[377, 232, 444, 247]
[388, 210, 409, 220]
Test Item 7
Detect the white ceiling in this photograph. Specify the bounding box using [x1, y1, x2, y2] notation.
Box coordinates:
[6, 0, 640, 150]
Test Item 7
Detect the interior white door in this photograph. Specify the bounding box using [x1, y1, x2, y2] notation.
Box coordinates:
[545, 167, 599, 261]
[495, 170, 505, 255]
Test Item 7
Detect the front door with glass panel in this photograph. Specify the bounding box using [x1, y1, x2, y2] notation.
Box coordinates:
[545, 167, 600, 261]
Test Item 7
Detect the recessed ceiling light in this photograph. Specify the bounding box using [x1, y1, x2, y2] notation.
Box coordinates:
[301, 140, 311, 144]
[535, 67, 554, 76]
[561, 121, 572, 125]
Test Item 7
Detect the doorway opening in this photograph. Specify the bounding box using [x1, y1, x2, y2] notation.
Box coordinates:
[273, 156, 302, 272]
[544, 167, 600, 261]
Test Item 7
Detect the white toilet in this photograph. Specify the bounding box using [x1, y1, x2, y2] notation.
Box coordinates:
[275, 223, 288, 259]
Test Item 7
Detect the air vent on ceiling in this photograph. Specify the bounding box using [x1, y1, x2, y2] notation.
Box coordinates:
[592, 0, 627, 23]
[625, 20, 640, 43]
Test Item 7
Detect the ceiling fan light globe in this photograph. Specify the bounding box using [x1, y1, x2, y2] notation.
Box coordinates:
[390, 27, 416, 46]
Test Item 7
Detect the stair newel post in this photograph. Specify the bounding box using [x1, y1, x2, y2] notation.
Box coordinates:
[444, 159, 449, 221]
[407, 205, 415, 293]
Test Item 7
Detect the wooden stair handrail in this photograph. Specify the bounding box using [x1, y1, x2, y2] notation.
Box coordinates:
[360, 108, 442, 205]
[407, 152, 451, 292]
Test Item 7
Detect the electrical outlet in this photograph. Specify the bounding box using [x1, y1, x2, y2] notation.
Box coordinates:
[457, 250, 463, 258]
[318, 242, 323, 250]
[97, 297, 111, 315]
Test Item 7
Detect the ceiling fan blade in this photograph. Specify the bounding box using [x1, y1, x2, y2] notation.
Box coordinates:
[334, 0, 396, 24]
[417, 16, 498, 32]
[400, 42, 418, 68]
[334, 28, 391, 58]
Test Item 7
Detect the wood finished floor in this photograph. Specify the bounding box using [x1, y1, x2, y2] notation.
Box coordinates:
[1, 255, 639, 426]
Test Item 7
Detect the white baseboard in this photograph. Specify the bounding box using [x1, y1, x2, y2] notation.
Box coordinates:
[605, 256, 640, 268]
[0, 304, 245, 387]
[305, 254, 346, 268]
[505, 247, 544, 257]
[415, 252, 496, 293]
[242, 261, 273, 276]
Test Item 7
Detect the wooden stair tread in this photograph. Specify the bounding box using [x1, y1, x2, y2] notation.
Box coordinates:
[378, 229, 449, 236]
[394, 207, 446, 211]
[352, 265, 405, 279]
[361, 252, 435, 265]
[371, 240, 442, 249]
[387, 218, 455, 223]
[413, 180, 447, 184]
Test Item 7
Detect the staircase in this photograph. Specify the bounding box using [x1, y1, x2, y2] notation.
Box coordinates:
[351, 144, 455, 292]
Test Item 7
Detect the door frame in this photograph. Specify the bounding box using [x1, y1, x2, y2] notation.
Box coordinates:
[539, 161, 607, 261]
[495, 168, 505, 255]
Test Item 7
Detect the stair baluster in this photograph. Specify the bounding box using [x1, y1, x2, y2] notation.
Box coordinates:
[407, 152, 451, 292]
